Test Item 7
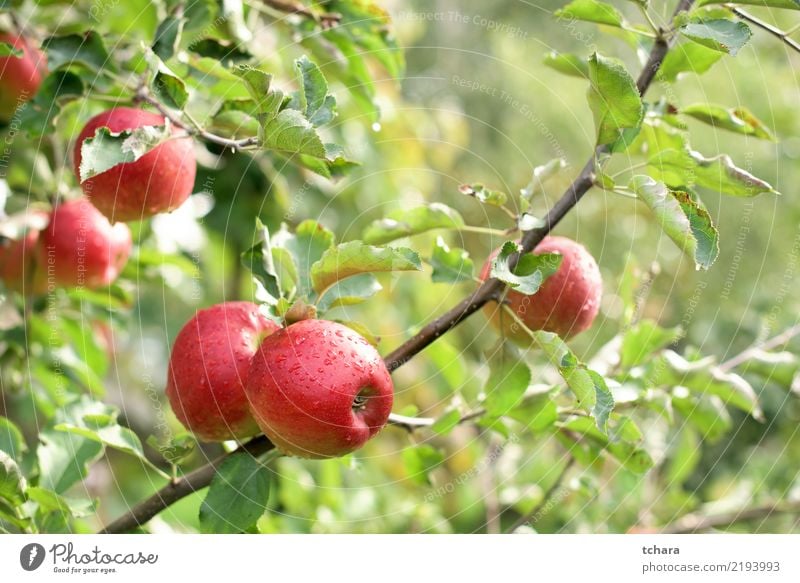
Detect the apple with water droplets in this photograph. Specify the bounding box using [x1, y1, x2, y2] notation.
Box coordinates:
[480, 235, 602, 342]
[245, 319, 394, 458]
[166, 302, 281, 442]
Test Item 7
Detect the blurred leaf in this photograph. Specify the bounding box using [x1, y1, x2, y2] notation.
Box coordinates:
[0, 450, 25, 506]
[199, 453, 271, 534]
[587, 53, 643, 146]
[78, 124, 172, 183]
[740, 350, 800, 391]
[691, 151, 778, 196]
[672, 389, 732, 442]
[402, 444, 444, 486]
[621, 319, 682, 369]
[520, 158, 568, 205]
[460, 183, 508, 206]
[696, 0, 798, 8]
[316, 274, 383, 313]
[0, 42, 21, 57]
[664, 427, 701, 485]
[483, 346, 532, 417]
[430, 236, 474, 284]
[506, 393, 559, 432]
[18, 71, 84, 138]
[363, 204, 464, 245]
[555, 0, 624, 27]
[490, 241, 562, 295]
[0, 417, 25, 460]
[659, 41, 724, 82]
[630, 175, 719, 270]
[543, 51, 588, 78]
[310, 242, 421, 295]
[153, 15, 185, 61]
[682, 103, 776, 140]
[680, 19, 751, 55]
[431, 409, 462, 436]
[43, 32, 112, 71]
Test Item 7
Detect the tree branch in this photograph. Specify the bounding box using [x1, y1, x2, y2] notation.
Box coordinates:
[261, 0, 341, 28]
[100, 0, 696, 534]
[660, 500, 800, 534]
[728, 5, 800, 55]
[719, 322, 800, 373]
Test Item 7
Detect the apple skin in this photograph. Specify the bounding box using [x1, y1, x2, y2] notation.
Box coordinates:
[37, 198, 132, 290]
[73, 107, 197, 222]
[166, 302, 281, 442]
[0, 32, 46, 122]
[245, 319, 394, 459]
[0, 210, 48, 294]
[480, 236, 602, 342]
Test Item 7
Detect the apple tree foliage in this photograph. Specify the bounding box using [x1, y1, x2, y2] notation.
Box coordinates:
[2, 0, 800, 534]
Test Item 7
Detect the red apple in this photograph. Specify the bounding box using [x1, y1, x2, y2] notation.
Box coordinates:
[37, 198, 132, 289]
[73, 107, 197, 222]
[480, 236, 602, 341]
[0, 32, 45, 122]
[166, 302, 281, 442]
[0, 210, 48, 294]
[245, 319, 394, 459]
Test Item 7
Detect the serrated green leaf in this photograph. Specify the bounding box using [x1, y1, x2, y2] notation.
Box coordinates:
[555, 0, 624, 27]
[430, 236, 474, 284]
[144, 47, 188, 110]
[233, 65, 281, 118]
[681, 19, 751, 55]
[295, 55, 336, 127]
[587, 53, 644, 146]
[199, 453, 271, 534]
[691, 151, 778, 196]
[630, 175, 719, 270]
[263, 109, 326, 158]
[78, 124, 172, 183]
[316, 274, 383, 313]
[363, 204, 465, 245]
[37, 406, 104, 494]
[273, 220, 335, 299]
[490, 241, 562, 295]
[310, 242, 421, 295]
[682, 103, 775, 140]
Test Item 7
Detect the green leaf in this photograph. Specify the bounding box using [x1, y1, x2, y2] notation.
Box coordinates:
[560, 416, 652, 473]
[740, 350, 800, 391]
[0, 450, 26, 506]
[273, 220, 335, 299]
[460, 183, 508, 206]
[587, 53, 644, 146]
[402, 444, 444, 486]
[534, 331, 615, 431]
[144, 47, 189, 110]
[316, 274, 383, 313]
[698, 0, 800, 8]
[682, 103, 776, 140]
[18, 71, 84, 138]
[630, 176, 719, 270]
[430, 237, 474, 284]
[363, 204, 465, 245]
[691, 151, 778, 196]
[241, 219, 281, 305]
[672, 390, 732, 442]
[0, 41, 21, 57]
[659, 41, 724, 82]
[431, 409, 462, 436]
[310, 242, 421, 295]
[78, 124, 173, 183]
[681, 20, 752, 55]
[295, 56, 337, 127]
[659, 351, 764, 420]
[490, 241, 562, 295]
[621, 319, 683, 369]
[665, 427, 701, 485]
[153, 15, 185, 61]
[199, 453, 271, 534]
[543, 51, 589, 78]
[555, 0, 624, 27]
[43, 32, 113, 72]
[506, 393, 559, 432]
[0, 417, 26, 461]
[483, 346, 532, 417]
[263, 109, 326, 158]
[520, 158, 568, 205]
[233, 65, 282, 118]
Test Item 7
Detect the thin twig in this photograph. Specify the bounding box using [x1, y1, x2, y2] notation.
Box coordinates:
[728, 5, 800, 55]
[261, 0, 341, 28]
[661, 500, 800, 534]
[100, 0, 696, 534]
[719, 323, 800, 372]
[506, 457, 575, 533]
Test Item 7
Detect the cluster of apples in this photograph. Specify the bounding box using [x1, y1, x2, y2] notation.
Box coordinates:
[3, 31, 604, 460]
[0, 33, 196, 295]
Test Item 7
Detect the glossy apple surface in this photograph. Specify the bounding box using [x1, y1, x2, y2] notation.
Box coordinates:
[0, 32, 45, 122]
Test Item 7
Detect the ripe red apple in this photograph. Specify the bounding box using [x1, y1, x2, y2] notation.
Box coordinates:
[73, 107, 197, 222]
[245, 319, 394, 458]
[166, 302, 281, 442]
[0, 210, 48, 294]
[480, 236, 602, 341]
[0, 32, 45, 122]
[37, 198, 132, 289]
